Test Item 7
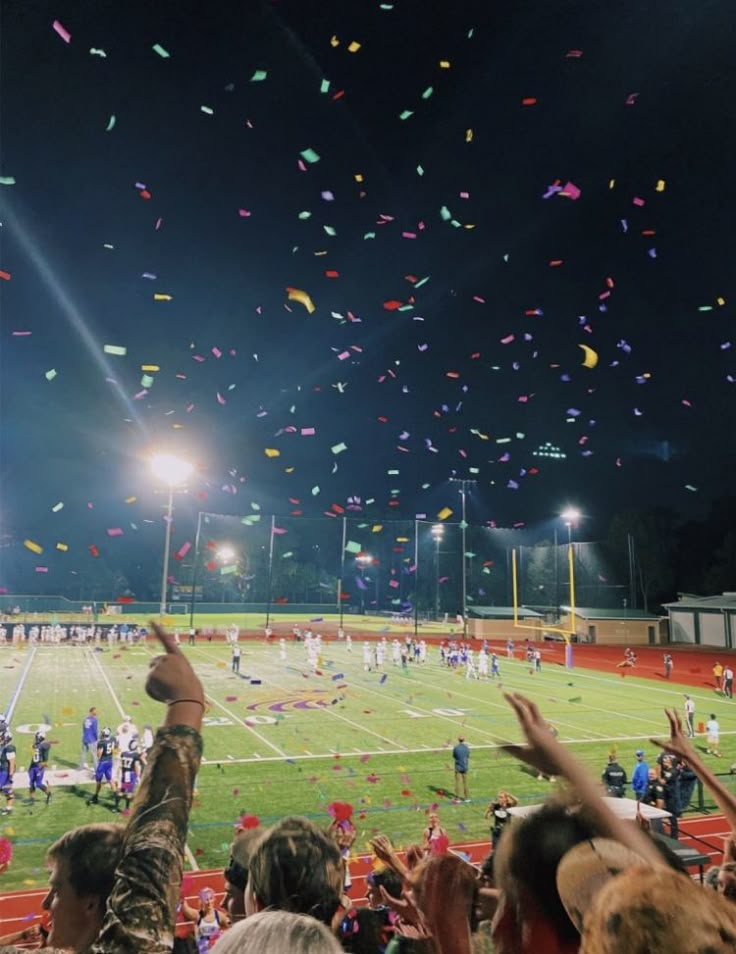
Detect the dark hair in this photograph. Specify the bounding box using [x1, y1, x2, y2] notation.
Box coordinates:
[339, 907, 387, 954]
[367, 866, 403, 899]
[47, 823, 124, 900]
[504, 803, 598, 944]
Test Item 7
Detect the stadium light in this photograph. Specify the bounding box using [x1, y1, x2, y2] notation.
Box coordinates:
[151, 454, 193, 618]
[217, 546, 236, 564]
[356, 553, 372, 615]
[449, 477, 476, 638]
[431, 524, 444, 619]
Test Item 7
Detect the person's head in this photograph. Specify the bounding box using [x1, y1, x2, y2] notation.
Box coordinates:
[43, 823, 125, 950]
[491, 802, 599, 954]
[607, 755, 616, 764]
[428, 812, 440, 827]
[365, 866, 402, 909]
[712, 713, 717, 720]
[199, 886, 216, 912]
[223, 827, 262, 922]
[210, 910, 342, 954]
[635, 749, 645, 761]
[89, 707, 97, 715]
[580, 865, 736, 953]
[245, 817, 343, 925]
[413, 853, 479, 954]
[648, 769, 657, 782]
[458, 735, 465, 743]
[718, 861, 736, 901]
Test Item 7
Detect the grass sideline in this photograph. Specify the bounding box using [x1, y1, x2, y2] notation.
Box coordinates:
[1, 636, 735, 892]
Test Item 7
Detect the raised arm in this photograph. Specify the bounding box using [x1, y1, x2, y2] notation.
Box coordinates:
[90, 622, 204, 954]
[651, 708, 736, 834]
[502, 693, 662, 867]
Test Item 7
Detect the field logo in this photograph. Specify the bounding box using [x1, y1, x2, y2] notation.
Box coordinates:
[246, 689, 331, 712]
[14, 723, 52, 735]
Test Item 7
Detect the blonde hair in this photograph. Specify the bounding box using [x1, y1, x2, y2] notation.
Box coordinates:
[581, 866, 736, 953]
[210, 910, 342, 954]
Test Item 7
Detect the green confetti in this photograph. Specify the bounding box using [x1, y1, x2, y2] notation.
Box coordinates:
[440, 205, 452, 221]
[311, 486, 320, 495]
[140, 374, 154, 388]
[250, 70, 268, 82]
[345, 540, 362, 555]
[103, 344, 127, 356]
[421, 86, 434, 99]
[320, 79, 330, 93]
[281, 551, 294, 559]
[363, 231, 376, 240]
[416, 164, 424, 176]
[685, 484, 698, 492]
[331, 442, 348, 455]
[89, 48, 107, 57]
[323, 225, 337, 236]
[298, 211, 312, 220]
[152, 43, 170, 58]
[105, 115, 116, 132]
[45, 369, 57, 381]
[0, 176, 16, 186]
[399, 109, 414, 120]
[414, 276, 430, 288]
[697, 305, 713, 312]
[201, 105, 214, 115]
[300, 147, 320, 164]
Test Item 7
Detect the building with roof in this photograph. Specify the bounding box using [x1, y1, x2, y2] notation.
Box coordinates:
[558, 606, 664, 645]
[663, 594, 736, 648]
[467, 605, 545, 639]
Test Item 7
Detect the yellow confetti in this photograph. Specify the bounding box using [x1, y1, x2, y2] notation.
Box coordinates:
[330, 35, 340, 47]
[465, 128, 473, 142]
[579, 344, 599, 369]
[437, 507, 453, 521]
[285, 466, 295, 473]
[23, 539, 43, 554]
[717, 297, 726, 306]
[56, 542, 68, 552]
[264, 448, 281, 458]
[609, 178, 616, 189]
[125, 496, 137, 504]
[286, 286, 316, 313]
[141, 364, 160, 372]
[655, 179, 666, 192]
[354, 173, 364, 183]
[439, 59, 451, 68]
[153, 293, 172, 301]
[371, 524, 383, 533]
[348, 40, 361, 53]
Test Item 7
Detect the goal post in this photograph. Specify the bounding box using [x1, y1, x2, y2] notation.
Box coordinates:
[511, 546, 577, 668]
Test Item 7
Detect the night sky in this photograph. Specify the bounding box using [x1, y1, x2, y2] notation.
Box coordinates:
[1, 0, 735, 593]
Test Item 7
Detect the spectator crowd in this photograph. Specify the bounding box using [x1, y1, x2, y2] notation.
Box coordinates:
[0, 627, 735, 953]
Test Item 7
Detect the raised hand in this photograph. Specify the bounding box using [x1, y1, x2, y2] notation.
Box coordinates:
[146, 622, 204, 707]
[650, 708, 695, 764]
[501, 693, 569, 777]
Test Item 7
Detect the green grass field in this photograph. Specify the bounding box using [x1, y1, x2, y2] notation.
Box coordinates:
[1, 637, 736, 892]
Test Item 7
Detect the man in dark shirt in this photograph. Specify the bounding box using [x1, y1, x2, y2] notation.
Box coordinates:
[452, 735, 470, 801]
[601, 754, 627, 797]
[660, 755, 681, 840]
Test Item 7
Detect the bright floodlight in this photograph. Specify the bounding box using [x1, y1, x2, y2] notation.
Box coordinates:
[561, 507, 581, 524]
[151, 453, 193, 487]
[431, 523, 445, 540]
[356, 553, 373, 566]
[218, 546, 236, 563]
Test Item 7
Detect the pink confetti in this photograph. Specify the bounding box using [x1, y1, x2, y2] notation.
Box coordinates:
[106, 527, 124, 537]
[500, 334, 515, 344]
[12, 331, 32, 336]
[35, 566, 49, 573]
[212, 347, 222, 358]
[402, 231, 417, 239]
[300, 427, 315, 435]
[632, 196, 645, 206]
[52, 19, 71, 43]
[626, 92, 639, 105]
[560, 181, 581, 200]
[238, 209, 252, 217]
[216, 392, 226, 404]
[472, 295, 486, 304]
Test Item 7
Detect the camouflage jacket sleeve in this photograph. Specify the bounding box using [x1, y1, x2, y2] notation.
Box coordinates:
[89, 724, 203, 954]
[0, 727, 202, 954]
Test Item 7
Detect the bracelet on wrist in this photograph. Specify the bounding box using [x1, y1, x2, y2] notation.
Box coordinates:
[167, 698, 205, 708]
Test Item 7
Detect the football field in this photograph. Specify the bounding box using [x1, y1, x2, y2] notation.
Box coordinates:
[1, 637, 735, 891]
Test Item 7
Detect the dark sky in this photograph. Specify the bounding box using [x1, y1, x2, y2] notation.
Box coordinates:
[1, 0, 735, 591]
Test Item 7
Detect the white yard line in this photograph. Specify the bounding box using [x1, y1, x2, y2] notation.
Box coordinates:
[88, 650, 126, 718]
[184, 843, 200, 871]
[4, 646, 38, 723]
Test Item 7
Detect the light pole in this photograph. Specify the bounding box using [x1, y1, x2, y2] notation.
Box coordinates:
[560, 507, 581, 668]
[449, 477, 475, 639]
[217, 546, 236, 603]
[356, 553, 372, 615]
[151, 454, 193, 619]
[431, 524, 444, 620]
[188, 510, 204, 633]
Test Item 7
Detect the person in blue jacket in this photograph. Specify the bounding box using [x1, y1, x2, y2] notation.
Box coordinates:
[631, 748, 649, 800]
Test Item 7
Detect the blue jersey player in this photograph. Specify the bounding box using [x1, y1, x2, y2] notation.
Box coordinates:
[28, 730, 52, 804]
[114, 738, 143, 812]
[90, 728, 115, 805]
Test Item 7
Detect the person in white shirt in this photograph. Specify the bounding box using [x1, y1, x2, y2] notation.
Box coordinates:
[115, 715, 139, 784]
[684, 695, 696, 737]
[723, 665, 734, 699]
[706, 713, 722, 757]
